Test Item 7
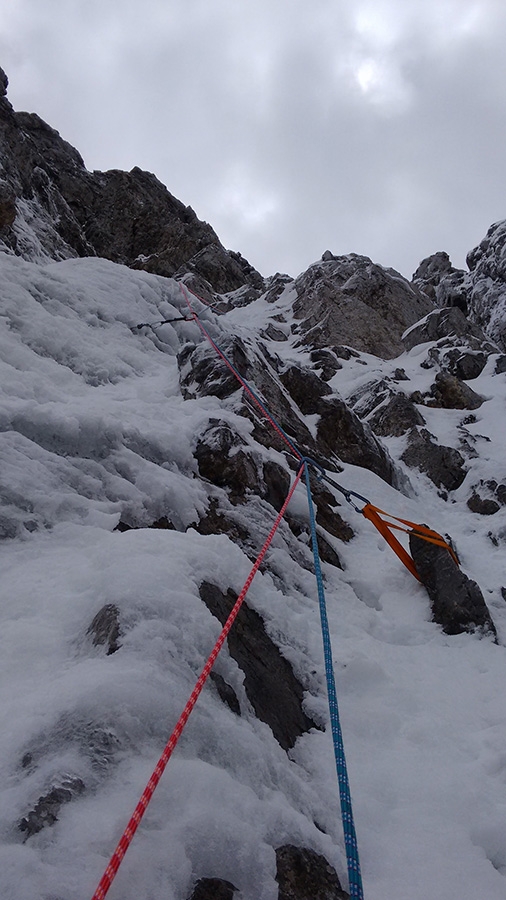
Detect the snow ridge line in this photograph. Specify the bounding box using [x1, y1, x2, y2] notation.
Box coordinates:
[90, 464, 305, 900]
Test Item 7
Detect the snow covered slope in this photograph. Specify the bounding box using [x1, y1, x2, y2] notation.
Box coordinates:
[1, 248, 506, 900]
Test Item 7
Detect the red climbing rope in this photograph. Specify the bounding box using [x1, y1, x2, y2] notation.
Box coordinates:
[90, 464, 304, 900]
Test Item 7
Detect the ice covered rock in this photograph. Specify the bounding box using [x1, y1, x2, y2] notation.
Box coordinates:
[19, 776, 86, 839]
[466, 220, 506, 351]
[86, 604, 121, 655]
[412, 251, 471, 313]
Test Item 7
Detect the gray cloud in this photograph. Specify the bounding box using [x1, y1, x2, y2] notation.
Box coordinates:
[2, 0, 506, 279]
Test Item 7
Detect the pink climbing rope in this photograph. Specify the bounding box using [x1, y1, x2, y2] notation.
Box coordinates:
[179, 283, 303, 460]
[90, 464, 304, 900]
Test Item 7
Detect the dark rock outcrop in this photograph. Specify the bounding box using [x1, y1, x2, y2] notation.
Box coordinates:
[446, 350, 488, 380]
[292, 254, 434, 359]
[317, 398, 399, 487]
[369, 394, 426, 437]
[199, 582, 317, 751]
[412, 252, 469, 311]
[280, 365, 332, 415]
[467, 492, 500, 516]
[0, 69, 262, 293]
[466, 479, 506, 515]
[275, 845, 349, 900]
[428, 373, 484, 410]
[209, 671, 241, 716]
[409, 532, 496, 637]
[195, 423, 259, 504]
[495, 355, 506, 374]
[87, 604, 121, 655]
[188, 877, 237, 900]
[401, 428, 467, 491]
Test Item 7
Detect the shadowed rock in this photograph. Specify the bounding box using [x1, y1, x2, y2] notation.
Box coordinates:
[317, 397, 398, 487]
[199, 582, 317, 751]
[467, 492, 500, 515]
[275, 845, 349, 900]
[209, 671, 241, 716]
[401, 428, 466, 491]
[369, 394, 426, 437]
[280, 365, 332, 415]
[447, 350, 488, 380]
[195, 422, 259, 504]
[188, 877, 237, 900]
[0, 71, 262, 292]
[409, 531, 496, 637]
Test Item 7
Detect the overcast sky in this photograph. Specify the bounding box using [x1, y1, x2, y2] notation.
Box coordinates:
[2, 0, 506, 280]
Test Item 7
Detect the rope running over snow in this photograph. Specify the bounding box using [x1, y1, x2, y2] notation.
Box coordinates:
[90, 465, 305, 900]
[303, 461, 364, 899]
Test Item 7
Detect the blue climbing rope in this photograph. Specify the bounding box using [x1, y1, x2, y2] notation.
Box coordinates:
[303, 460, 364, 900]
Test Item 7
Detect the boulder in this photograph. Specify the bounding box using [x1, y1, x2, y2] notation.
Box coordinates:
[447, 350, 488, 380]
[467, 493, 500, 516]
[280, 365, 332, 415]
[401, 428, 466, 491]
[369, 394, 426, 437]
[275, 845, 349, 900]
[466, 480, 506, 515]
[429, 373, 484, 410]
[409, 532, 496, 637]
[195, 423, 260, 504]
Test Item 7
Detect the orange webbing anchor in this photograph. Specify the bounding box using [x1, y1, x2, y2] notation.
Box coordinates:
[361, 503, 460, 582]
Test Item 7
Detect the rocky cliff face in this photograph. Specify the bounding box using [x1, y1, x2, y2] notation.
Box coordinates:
[413, 223, 506, 352]
[1, 68, 506, 900]
[0, 67, 263, 294]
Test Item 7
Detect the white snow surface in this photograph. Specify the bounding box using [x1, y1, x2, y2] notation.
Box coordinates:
[1, 252, 506, 900]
